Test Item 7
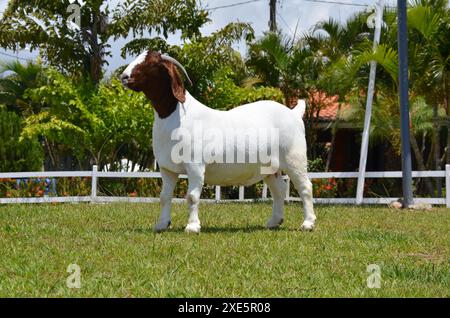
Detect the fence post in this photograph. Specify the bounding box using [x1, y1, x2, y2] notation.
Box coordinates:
[285, 176, 290, 202]
[262, 183, 268, 199]
[91, 165, 98, 203]
[446, 164, 450, 208]
[239, 186, 245, 201]
[356, 0, 385, 205]
[215, 186, 221, 202]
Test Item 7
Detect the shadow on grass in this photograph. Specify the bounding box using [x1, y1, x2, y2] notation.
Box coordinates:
[190, 225, 267, 234]
[174, 224, 300, 234]
[107, 224, 295, 234]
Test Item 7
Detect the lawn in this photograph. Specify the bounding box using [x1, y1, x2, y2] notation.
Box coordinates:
[0, 202, 448, 297]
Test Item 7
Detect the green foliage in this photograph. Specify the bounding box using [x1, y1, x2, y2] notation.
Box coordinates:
[312, 178, 338, 198]
[310, 14, 371, 62]
[0, 0, 448, 174]
[203, 68, 284, 110]
[121, 22, 255, 103]
[0, 178, 55, 198]
[307, 158, 326, 172]
[109, 0, 208, 40]
[317, 56, 356, 101]
[319, 0, 448, 170]
[407, 2, 449, 107]
[0, 0, 208, 82]
[22, 68, 154, 170]
[247, 31, 322, 102]
[0, 109, 43, 172]
[0, 60, 43, 115]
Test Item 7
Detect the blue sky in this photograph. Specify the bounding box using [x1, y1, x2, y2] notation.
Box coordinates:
[0, 0, 397, 75]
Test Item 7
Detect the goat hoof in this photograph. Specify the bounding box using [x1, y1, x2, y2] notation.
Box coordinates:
[300, 220, 315, 232]
[154, 220, 171, 233]
[267, 218, 284, 229]
[185, 223, 201, 234]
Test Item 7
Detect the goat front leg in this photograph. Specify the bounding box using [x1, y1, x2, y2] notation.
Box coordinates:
[154, 168, 178, 233]
[185, 164, 205, 234]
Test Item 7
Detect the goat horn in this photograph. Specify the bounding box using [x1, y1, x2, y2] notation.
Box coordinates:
[161, 54, 193, 86]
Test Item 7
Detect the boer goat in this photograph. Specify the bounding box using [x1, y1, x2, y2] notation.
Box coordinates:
[121, 51, 316, 233]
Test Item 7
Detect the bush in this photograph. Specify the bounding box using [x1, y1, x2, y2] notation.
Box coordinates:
[0, 178, 53, 197]
[0, 109, 43, 172]
[203, 67, 284, 110]
[22, 69, 154, 171]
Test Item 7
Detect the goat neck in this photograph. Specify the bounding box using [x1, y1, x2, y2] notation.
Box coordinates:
[143, 84, 179, 119]
[140, 66, 180, 118]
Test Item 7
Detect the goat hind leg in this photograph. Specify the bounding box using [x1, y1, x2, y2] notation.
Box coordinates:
[286, 168, 316, 231]
[264, 173, 286, 229]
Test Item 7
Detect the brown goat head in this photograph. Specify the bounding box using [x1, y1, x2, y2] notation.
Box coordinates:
[121, 51, 186, 118]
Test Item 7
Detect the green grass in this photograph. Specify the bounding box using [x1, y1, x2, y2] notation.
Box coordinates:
[0, 202, 448, 297]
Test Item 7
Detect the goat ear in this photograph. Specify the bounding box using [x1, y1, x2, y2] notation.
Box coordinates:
[164, 62, 186, 103]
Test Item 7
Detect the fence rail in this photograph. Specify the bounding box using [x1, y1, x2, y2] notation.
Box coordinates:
[1, 165, 449, 207]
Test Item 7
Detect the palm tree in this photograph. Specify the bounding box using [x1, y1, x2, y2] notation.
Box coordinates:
[407, 0, 449, 171]
[0, 60, 42, 116]
[0, 60, 45, 171]
[339, 1, 448, 195]
[246, 31, 321, 106]
[308, 13, 370, 63]
[246, 32, 324, 159]
[306, 13, 370, 171]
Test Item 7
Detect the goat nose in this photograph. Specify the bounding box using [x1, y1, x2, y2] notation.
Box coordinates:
[121, 74, 129, 80]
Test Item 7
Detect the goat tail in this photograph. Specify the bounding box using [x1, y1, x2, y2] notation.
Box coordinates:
[291, 99, 306, 119]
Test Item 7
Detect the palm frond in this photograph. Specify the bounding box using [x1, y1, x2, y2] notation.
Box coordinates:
[240, 76, 264, 88]
[407, 5, 442, 40]
[352, 43, 399, 83]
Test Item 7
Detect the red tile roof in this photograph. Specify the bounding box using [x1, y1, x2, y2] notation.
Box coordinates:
[307, 90, 348, 121]
[287, 90, 349, 121]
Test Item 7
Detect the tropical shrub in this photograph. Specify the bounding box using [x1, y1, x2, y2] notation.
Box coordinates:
[203, 67, 284, 110]
[0, 109, 43, 172]
[22, 68, 154, 171]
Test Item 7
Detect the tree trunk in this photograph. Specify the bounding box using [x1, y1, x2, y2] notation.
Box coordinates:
[445, 87, 449, 165]
[432, 104, 442, 196]
[43, 138, 56, 170]
[90, 13, 102, 84]
[83, 7, 105, 84]
[325, 107, 340, 172]
[442, 75, 449, 165]
[410, 133, 435, 196]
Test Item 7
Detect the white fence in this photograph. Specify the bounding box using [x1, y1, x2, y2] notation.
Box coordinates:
[1, 164, 449, 208]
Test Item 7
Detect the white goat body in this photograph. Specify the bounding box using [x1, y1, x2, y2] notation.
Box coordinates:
[154, 92, 306, 185]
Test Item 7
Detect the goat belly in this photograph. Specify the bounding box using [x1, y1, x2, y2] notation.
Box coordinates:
[204, 163, 265, 186]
